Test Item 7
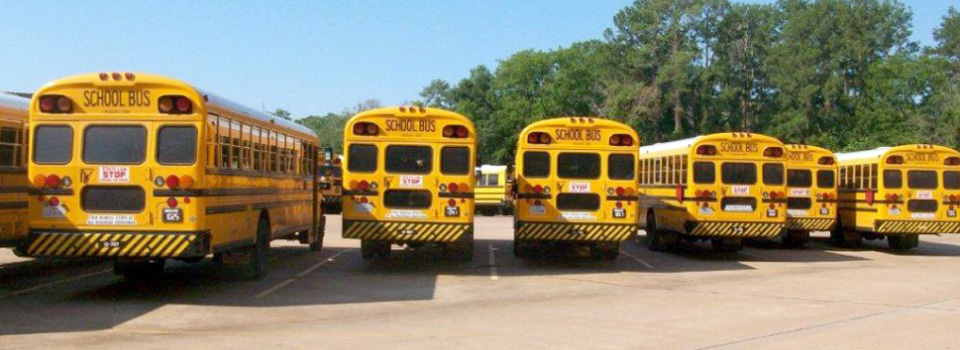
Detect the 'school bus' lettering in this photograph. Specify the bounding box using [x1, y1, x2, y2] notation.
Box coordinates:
[554, 128, 601, 141]
[384, 119, 436, 132]
[905, 152, 939, 163]
[719, 142, 759, 153]
[82, 89, 151, 108]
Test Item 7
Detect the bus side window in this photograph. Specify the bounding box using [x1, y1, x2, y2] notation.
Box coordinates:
[0, 126, 20, 167]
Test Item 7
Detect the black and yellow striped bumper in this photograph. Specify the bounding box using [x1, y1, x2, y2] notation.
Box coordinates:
[342, 220, 471, 243]
[786, 218, 836, 231]
[875, 220, 960, 234]
[24, 231, 208, 258]
[688, 221, 783, 238]
[515, 222, 636, 242]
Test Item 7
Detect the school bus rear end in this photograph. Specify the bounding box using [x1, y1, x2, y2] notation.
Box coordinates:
[341, 106, 476, 261]
[514, 117, 639, 260]
[319, 155, 343, 214]
[783, 144, 837, 247]
[639, 133, 787, 252]
[474, 165, 512, 216]
[835, 144, 960, 249]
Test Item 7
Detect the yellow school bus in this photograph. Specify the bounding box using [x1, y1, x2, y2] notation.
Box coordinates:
[475, 165, 513, 216]
[783, 144, 837, 247]
[638, 133, 787, 252]
[834, 144, 960, 249]
[514, 117, 639, 260]
[23, 72, 324, 279]
[319, 148, 343, 214]
[341, 106, 475, 261]
[0, 92, 29, 250]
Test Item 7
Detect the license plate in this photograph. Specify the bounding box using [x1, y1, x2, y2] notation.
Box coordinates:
[612, 208, 626, 218]
[530, 205, 546, 215]
[820, 207, 830, 215]
[767, 209, 778, 217]
[101, 241, 124, 249]
[354, 203, 373, 213]
[445, 206, 460, 217]
[162, 208, 183, 223]
[42, 206, 66, 219]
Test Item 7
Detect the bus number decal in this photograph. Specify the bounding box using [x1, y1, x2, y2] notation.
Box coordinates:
[399, 175, 423, 188]
[554, 129, 601, 141]
[99, 166, 130, 183]
[384, 119, 436, 132]
[719, 142, 758, 153]
[569, 182, 590, 193]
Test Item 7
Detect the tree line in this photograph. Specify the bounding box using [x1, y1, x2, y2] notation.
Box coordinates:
[298, 0, 960, 166]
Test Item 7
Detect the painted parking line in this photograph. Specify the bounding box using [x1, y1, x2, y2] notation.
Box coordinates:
[255, 249, 350, 299]
[0, 268, 113, 301]
[488, 244, 499, 281]
[619, 249, 654, 269]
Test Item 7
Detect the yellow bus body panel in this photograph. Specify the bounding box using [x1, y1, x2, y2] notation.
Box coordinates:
[785, 144, 838, 232]
[475, 165, 511, 211]
[0, 93, 30, 249]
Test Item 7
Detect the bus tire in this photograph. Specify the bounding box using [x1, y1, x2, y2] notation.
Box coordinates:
[644, 211, 676, 252]
[783, 230, 810, 248]
[114, 259, 165, 279]
[888, 234, 919, 250]
[361, 240, 391, 260]
[830, 228, 861, 248]
[447, 231, 474, 262]
[711, 238, 743, 253]
[248, 216, 271, 280]
[310, 216, 326, 252]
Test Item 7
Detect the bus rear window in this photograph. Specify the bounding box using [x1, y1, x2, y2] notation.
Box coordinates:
[693, 162, 715, 184]
[608, 154, 635, 180]
[817, 170, 835, 188]
[884, 170, 902, 189]
[558, 153, 600, 179]
[156, 126, 197, 165]
[386, 145, 432, 174]
[523, 152, 549, 178]
[440, 147, 470, 175]
[787, 169, 812, 187]
[383, 190, 431, 209]
[721, 163, 756, 185]
[347, 144, 377, 172]
[83, 126, 146, 164]
[944, 171, 960, 190]
[763, 163, 784, 185]
[907, 171, 937, 189]
[33, 125, 73, 164]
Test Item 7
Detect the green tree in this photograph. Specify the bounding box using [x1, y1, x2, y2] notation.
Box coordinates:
[271, 108, 292, 121]
[419, 79, 453, 108]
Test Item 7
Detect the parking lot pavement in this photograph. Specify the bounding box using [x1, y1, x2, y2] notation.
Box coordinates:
[2, 215, 960, 349]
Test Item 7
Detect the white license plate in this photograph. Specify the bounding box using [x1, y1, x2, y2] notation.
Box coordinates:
[162, 208, 183, 223]
[612, 208, 626, 218]
[42, 206, 66, 219]
[445, 206, 460, 217]
[353, 203, 373, 213]
[530, 206, 546, 215]
[788, 209, 807, 216]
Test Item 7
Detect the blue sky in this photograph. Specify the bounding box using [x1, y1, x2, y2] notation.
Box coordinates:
[0, 0, 954, 118]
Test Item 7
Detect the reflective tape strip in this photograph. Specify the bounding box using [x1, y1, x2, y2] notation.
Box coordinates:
[342, 221, 470, 242]
[514, 222, 635, 242]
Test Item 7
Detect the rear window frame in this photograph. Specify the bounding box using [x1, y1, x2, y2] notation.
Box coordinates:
[762, 163, 785, 186]
[608, 153, 635, 180]
[33, 124, 74, 165]
[817, 170, 835, 189]
[907, 170, 938, 190]
[156, 125, 198, 165]
[787, 169, 813, 188]
[522, 151, 550, 179]
[557, 152, 601, 180]
[944, 171, 960, 190]
[82, 125, 148, 165]
[382, 189, 432, 209]
[721, 162, 757, 185]
[347, 144, 377, 173]
[440, 146, 471, 175]
[385, 145, 433, 175]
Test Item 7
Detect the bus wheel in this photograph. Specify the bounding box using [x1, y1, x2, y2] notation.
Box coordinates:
[361, 240, 391, 260]
[446, 231, 474, 262]
[830, 228, 861, 248]
[481, 208, 498, 216]
[711, 238, 743, 253]
[247, 217, 271, 280]
[310, 216, 326, 252]
[887, 234, 919, 250]
[114, 259, 165, 279]
[591, 242, 619, 260]
[783, 230, 810, 248]
[644, 212, 676, 252]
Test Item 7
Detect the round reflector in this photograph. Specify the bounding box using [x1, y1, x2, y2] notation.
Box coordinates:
[443, 126, 455, 137]
[448, 199, 457, 207]
[167, 197, 178, 208]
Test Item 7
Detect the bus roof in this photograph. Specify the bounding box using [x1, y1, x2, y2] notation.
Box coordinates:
[836, 144, 960, 162]
[639, 132, 783, 154]
[520, 117, 637, 137]
[349, 106, 472, 124]
[0, 92, 30, 114]
[786, 144, 834, 154]
[35, 72, 316, 139]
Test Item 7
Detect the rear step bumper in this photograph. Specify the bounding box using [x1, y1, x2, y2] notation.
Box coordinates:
[515, 222, 636, 242]
[22, 230, 209, 258]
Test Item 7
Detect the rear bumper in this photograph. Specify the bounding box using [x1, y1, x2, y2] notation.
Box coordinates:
[22, 230, 209, 258]
[875, 220, 960, 234]
[786, 218, 836, 232]
[515, 221, 636, 242]
[342, 220, 471, 243]
[687, 221, 784, 238]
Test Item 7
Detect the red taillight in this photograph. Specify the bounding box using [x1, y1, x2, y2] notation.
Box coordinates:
[818, 156, 835, 165]
[528, 132, 551, 144]
[866, 189, 875, 205]
[166, 175, 180, 189]
[111, 72, 122, 81]
[176, 97, 192, 113]
[609, 135, 621, 146]
[358, 180, 370, 191]
[886, 156, 904, 164]
[610, 134, 633, 146]
[456, 126, 468, 138]
[158, 96, 192, 114]
[448, 182, 460, 193]
[945, 157, 960, 166]
[448, 199, 456, 207]
[167, 197, 178, 208]
[48, 196, 60, 207]
[353, 123, 366, 135]
[615, 187, 625, 196]
[99, 73, 109, 81]
[39, 97, 55, 112]
[696, 145, 717, 155]
[533, 184, 543, 194]
[125, 72, 135, 80]
[616, 201, 623, 209]
[352, 122, 379, 136]
[45, 175, 61, 188]
[39, 95, 72, 114]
